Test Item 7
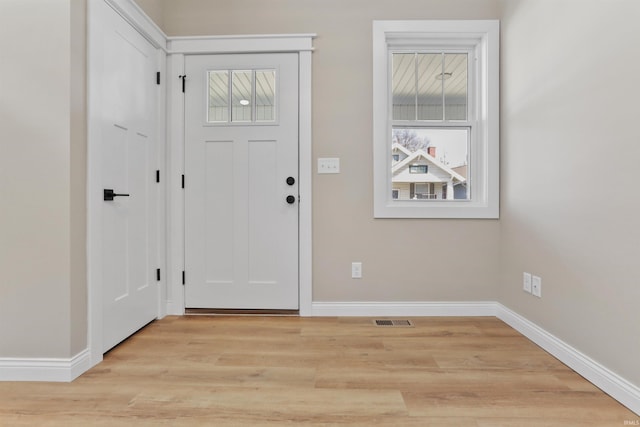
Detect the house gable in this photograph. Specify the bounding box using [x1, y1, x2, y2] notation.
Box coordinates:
[391, 143, 412, 164]
[392, 149, 466, 184]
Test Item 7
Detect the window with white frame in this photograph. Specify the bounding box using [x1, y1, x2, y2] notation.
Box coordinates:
[373, 20, 499, 218]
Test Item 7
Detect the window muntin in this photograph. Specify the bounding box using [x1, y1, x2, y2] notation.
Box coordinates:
[207, 69, 277, 124]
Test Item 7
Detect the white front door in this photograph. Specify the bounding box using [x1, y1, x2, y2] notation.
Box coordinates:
[94, 0, 159, 352]
[184, 53, 299, 310]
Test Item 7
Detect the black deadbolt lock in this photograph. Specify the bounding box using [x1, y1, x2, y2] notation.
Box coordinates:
[286, 176, 295, 186]
[286, 195, 296, 204]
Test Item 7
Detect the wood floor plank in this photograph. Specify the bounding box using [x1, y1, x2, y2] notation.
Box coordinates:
[431, 349, 567, 371]
[315, 367, 570, 392]
[0, 315, 636, 426]
[403, 389, 635, 421]
[129, 387, 407, 418]
[477, 418, 636, 427]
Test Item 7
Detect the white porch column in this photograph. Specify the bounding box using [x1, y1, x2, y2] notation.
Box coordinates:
[447, 179, 454, 200]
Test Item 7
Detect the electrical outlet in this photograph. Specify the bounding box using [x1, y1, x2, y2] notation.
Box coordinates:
[523, 272, 532, 294]
[351, 262, 362, 279]
[532, 275, 542, 298]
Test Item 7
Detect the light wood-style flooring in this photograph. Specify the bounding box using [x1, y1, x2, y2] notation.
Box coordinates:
[0, 316, 636, 426]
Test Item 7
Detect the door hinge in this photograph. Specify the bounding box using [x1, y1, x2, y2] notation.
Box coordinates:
[182, 270, 185, 285]
[181, 174, 185, 189]
[156, 170, 160, 183]
[156, 71, 161, 85]
[156, 268, 161, 281]
[179, 74, 186, 93]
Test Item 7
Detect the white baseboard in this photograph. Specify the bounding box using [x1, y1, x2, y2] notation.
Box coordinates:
[0, 348, 91, 382]
[495, 304, 640, 416]
[311, 301, 498, 317]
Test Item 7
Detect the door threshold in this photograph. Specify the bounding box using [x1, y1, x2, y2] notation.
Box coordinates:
[185, 308, 299, 316]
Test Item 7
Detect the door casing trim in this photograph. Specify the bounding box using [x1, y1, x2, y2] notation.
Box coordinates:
[166, 36, 315, 316]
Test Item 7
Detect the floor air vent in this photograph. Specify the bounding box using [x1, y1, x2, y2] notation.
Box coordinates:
[373, 319, 414, 327]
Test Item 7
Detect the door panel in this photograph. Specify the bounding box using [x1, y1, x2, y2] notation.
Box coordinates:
[248, 139, 278, 285]
[185, 53, 299, 310]
[204, 140, 235, 284]
[97, 0, 159, 352]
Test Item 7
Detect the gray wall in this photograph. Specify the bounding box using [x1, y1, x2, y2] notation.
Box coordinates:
[133, 0, 164, 29]
[70, 0, 88, 357]
[0, 0, 87, 358]
[500, 0, 640, 386]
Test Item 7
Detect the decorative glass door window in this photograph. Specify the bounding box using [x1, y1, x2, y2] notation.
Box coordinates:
[207, 69, 276, 124]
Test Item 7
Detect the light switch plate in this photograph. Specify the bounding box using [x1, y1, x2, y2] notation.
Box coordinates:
[318, 158, 340, 174]
[351, 262, 362, 279]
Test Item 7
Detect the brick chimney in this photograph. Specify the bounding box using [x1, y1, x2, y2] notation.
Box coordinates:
[427, 146, 436, 158]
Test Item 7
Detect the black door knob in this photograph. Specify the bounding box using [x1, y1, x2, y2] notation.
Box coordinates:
[286, 195, 296, 204]
[104, 189, 130, 201]
[286, 176, 295, 186]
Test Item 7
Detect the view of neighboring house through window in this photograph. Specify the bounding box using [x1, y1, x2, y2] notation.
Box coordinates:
[392, 127, 469, 201]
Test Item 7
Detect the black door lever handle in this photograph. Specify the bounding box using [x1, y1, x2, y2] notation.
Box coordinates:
[104, 189, 130, 201]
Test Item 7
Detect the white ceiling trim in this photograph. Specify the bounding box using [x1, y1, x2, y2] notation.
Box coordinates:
[167, 34, 317, 55]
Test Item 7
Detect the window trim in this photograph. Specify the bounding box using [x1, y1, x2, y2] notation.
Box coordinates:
[373, 20, 499, 219]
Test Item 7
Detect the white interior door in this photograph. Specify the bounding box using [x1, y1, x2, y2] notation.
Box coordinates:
[184, 53, 299, 310]
[96, 0, 159, 352]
